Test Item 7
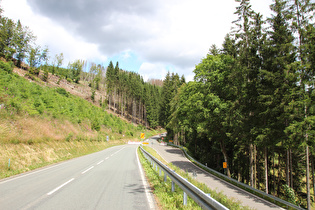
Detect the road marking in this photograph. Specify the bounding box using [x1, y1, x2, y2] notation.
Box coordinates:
[136, 147, 155, 209]
[111, 147, 126, 157]
[47, 178, 75, 195]
[81, 166, 94, 174]
[105, 157, 109, 160]
[0, 161, 69, 185]
[97, 160, 104, 165]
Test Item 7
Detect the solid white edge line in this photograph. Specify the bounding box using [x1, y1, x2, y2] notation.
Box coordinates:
[47, 178, 75, 195]
[81, 166, 94, 174]
[136, 147, 155, 209]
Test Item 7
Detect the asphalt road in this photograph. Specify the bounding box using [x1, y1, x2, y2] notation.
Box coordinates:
[0, 145, 155, 210]
[148, 137, 283, 210]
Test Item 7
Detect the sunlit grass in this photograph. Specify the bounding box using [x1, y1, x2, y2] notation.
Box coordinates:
[140, 146, 253, 210]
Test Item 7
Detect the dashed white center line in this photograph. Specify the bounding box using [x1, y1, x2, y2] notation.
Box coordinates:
[97, 160, 104, 165]
[105, 157, 109, 160]
[47, 178, 75, 195]
[81, 166, 94, 174]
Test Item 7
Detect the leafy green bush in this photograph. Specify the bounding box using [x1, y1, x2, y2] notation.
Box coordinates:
[56, 88, 69, 97]
[91, 119, 100, 131]
[0, 61, 13, 74]
[66, 78, 72, 83]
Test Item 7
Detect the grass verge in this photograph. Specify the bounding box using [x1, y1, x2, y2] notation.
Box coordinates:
[139, 146, 252, 210]
[0, 140, 123, 179]
[138, 147, 202, 210]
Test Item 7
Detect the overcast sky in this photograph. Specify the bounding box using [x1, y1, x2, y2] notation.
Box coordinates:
[2, 0, 273, 81]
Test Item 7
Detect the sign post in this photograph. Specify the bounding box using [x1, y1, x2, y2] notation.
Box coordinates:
[223, 162, 227, 175]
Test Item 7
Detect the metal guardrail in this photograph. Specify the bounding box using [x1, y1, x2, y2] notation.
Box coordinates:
[139, 145, 228, 210]
[168, 143, 304, 210]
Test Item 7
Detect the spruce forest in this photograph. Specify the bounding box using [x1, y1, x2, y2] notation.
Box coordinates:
[0, 0, 314, 208]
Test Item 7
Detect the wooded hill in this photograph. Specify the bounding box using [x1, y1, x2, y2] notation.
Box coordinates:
[0, 4, 179, 129]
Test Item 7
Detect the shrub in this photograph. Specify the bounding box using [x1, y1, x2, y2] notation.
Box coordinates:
[66, 78, 72, 83]
[56, 88, 68, 97]
[43, 69, 49, 82]
[0, 61, 13, 74]
[91, 119, 100, 131]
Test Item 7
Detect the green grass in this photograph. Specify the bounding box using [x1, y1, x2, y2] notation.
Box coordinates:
[1, 140, 123, 179]
[139, 146, 252, 210]
[138, 147, 202, 210]
[0, 62, 161, 179]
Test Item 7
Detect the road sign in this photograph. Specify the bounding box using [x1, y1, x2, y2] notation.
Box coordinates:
[169, 140, 173, 143]
[223, 162, 227, 168]
[140, 133, 145, 139]
[142, 142, 149, 145]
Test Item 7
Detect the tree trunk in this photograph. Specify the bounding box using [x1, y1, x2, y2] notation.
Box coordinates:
[312, 155, 315, 202]
[220, 138, 231, 177]
[254, 145, 257, 188]
[277, 152, 282, 196]
[113, 88, 116, 113]
[306, 145, 310, 210]
[273, 153, 276, 196]
[286, 149, 290, 186]
[250, 143, 254, 187]
[265, 147, 268, 194]
[290, 149, 293, 188]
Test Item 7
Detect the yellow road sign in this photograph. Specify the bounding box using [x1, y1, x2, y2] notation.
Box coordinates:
[223, 162, 227, 168]
[140, 133, 145, 139]
[142, 142, 149, 145]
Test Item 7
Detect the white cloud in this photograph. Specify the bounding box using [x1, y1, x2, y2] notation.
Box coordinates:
[2, 0, 274, 80]
[1, 0, 107, 66]
[138, 62, 168, 81]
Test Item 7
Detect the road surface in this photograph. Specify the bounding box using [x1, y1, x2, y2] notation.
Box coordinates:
[0, 145, 155, 210]
[148, 137, 283, 210]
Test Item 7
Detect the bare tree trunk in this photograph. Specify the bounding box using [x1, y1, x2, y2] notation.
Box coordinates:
[273, 152, 276, 196]
[265, 147, 268, 194]
[286, 149, 290, 186]
[250, 143, 254, 187]
[238, 155, 241, 182]
[290, 149, 293, 188]
[113, 88, 116, 113]
[306, 145, 310, 210]
[312, 155, 315, 203]
[220, 138, 231, 177]
[254, 145, 257, 188]
[277, 152, 282, 196]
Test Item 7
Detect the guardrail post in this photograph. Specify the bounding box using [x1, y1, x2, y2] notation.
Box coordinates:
[159, 168, 162, 176]
[164, 173, 167, 182]
[183, 191, 187, 206]
[172, 181, 175, 192]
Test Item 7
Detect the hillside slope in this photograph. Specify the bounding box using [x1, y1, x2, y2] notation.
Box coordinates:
[0, 61, 161, 178]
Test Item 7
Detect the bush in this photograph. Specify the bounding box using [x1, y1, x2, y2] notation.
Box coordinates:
[56, 88, 69, 97]
[66, 78, 72, 83]
[91, 119, 100, 131]
[0, 61, 13, 74]
[43, 69, 49, 82]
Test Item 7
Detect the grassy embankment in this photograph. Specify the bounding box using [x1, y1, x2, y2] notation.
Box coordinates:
[139, 146, 252, 210]
[0, 61, 160, 179]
